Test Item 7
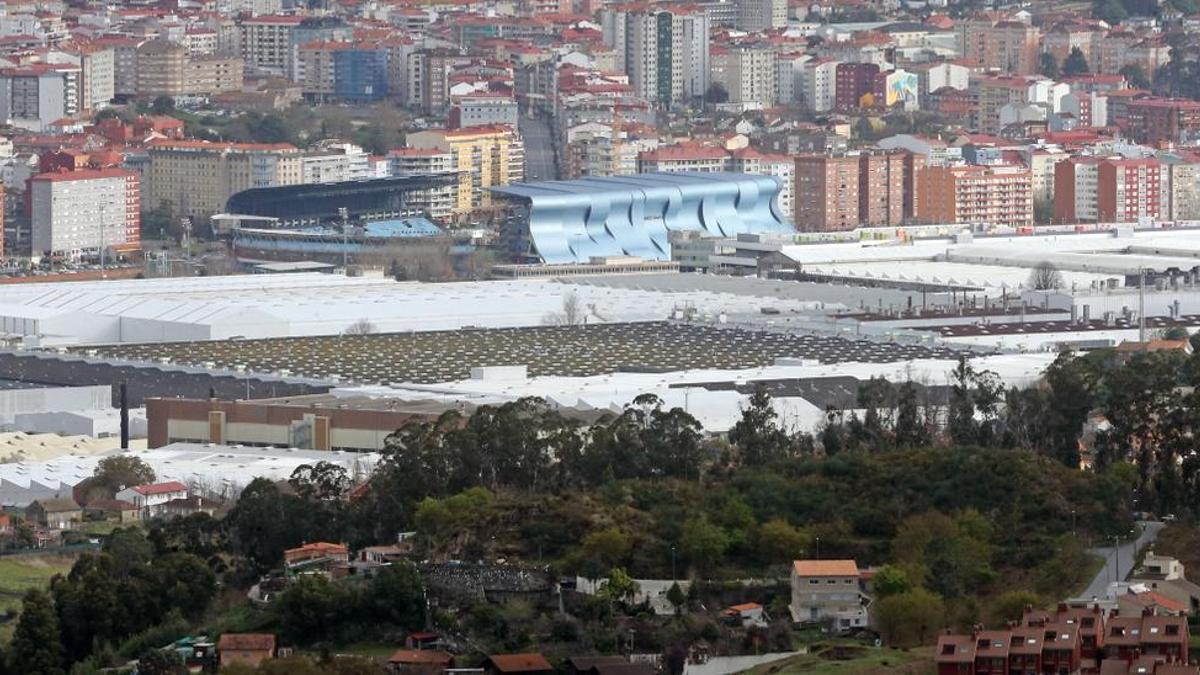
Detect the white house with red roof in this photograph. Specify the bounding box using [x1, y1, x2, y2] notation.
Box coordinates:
[115, 481, 189, 517]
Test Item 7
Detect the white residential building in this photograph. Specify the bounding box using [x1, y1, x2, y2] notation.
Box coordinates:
[798, 58, 838, 112]
[115, 481, 189, 517]
[712, 45, 777, 109]
[302, 142, 373, 183]
[30, 169, 140, 256]
[735, 0, 786, 33]
[789, 559, 872, 630]
[0, 64, 80, 131]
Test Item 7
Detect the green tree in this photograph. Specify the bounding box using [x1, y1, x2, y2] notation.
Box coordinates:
[151, 96, 175, 115]
[1062, 47, 1091, 76]
[137, 648, 184, 675]
[728, 386, 794, 465]
[289, 462, 351, 501]
[1039, 52, 1060, 79]
[894, 381, 931, 447]
[666, 582, 686, 613]
[79, 456, 156, 503]
[704, 83, 729, 104]
[364, 562, 426, 630]
[271, 574, 346, 644]
[873, 588, 945, 647]
[755, 519, 810, 564]
[679, 517, 729, 572]
[8, 589, 66, 675]
[1093, 0, 1127, 24]
[989, 590, 1040, 626]
[600, 567, 640, 604]
[872, 564, 911, 598]
[580, 527, 632, 569]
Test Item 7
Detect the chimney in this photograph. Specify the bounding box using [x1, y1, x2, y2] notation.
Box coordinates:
[119, 381, 129, 451]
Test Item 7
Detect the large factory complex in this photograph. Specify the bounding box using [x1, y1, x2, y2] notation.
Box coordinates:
[5, 169, 1200, 506]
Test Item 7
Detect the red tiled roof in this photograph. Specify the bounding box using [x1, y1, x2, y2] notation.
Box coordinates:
[132, 481, 188, 496]
[793, 559, 859, 576]
[488, 654, 553, 672]
[32, 168, 134, 182]
[218, 633, 276, 652]
[390, 650, 453, 665]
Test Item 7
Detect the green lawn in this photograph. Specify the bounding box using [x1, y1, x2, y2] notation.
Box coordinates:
[746, 645, 930, 675]
[0, 554, 77, 642]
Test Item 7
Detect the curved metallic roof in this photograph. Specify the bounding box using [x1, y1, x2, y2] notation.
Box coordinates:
[491, 172, 794, 264]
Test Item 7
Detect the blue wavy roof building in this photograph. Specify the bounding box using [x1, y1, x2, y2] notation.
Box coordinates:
[491, 172, 795, 264]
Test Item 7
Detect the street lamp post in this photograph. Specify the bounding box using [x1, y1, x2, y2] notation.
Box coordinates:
[670, 546, 676, 581]
[339, 207, 349, 270]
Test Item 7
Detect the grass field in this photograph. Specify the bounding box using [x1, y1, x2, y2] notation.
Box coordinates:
[0, 554, 77, 642]
[747, 644, 931, 675]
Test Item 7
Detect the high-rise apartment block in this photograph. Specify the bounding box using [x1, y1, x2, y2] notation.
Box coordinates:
[30, 169, 140, 256]
[794, 152, 920, 231]
[917, 164, 1033, 227]
[602, 5, 710, 106]
[0, 64, 80, 131]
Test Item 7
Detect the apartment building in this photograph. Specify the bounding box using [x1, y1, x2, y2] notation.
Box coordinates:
[859, 151, 907, 226]
[145, 140, 303, 218]
[1054, 157, 1101, 223]
[794, 154, 860, 231]
[301, 142, 373, 184]
[789, 559, 871, 630]
[1166, 157, 1200, 222]
[450, 96, 518, 129]
[603, 6, 710, 106]
[974, 75, 1033, 135]
[92, 36, 143, 98]
[735, 0, 786, 32]
[1098, 158, 1165, 223]
[404, 125, 524, 218]
[0, 63, 80, 131]
[798, 58, 839, 112]
[917, 164, 1033, 227]
[1056, 157, 1165, 223]
[959, 16, 1039, 75]
[78, 45, 114, 113]
[637, 145, 729, 173]
[238, 14, 304, 76]
[1124, 98, 1200, 146]
[135, 40, 243, 99]
[30, 168, 140, 256]
[388, 148, 456, 222]
[835, 62, 879, 111]
[711, 44, 778, 109]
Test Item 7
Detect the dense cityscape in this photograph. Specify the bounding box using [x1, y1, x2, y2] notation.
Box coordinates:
[0, 0, 1197, 670]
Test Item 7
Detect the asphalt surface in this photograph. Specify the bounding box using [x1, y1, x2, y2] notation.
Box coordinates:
[519, 114, 558, 182]
[1078, 520, 1164, 600]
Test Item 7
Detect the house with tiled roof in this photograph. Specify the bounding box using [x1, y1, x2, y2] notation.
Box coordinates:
[789, 559, 872, 630]
[485, 653, 554, 675]
[116, 480, 188, 517]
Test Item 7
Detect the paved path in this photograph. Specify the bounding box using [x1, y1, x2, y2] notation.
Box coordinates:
[1078, 520, 1164, 600]
[519, 114, 558, 182]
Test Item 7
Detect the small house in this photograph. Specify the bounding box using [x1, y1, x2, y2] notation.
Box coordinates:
[283, 542, 349, 569]
[720, 602, 769, 628]
[84, 499, 140, 524]
[26, 498, 82, 529]
[218, 633, 276, 667]
[116, 481, 189, 517]
[387, 649, 453, 675]
[485, 653, 554, 675]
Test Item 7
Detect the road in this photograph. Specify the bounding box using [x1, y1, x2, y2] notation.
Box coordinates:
[519, 114, 558, 182]
[1078, 520, 1164, 600]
